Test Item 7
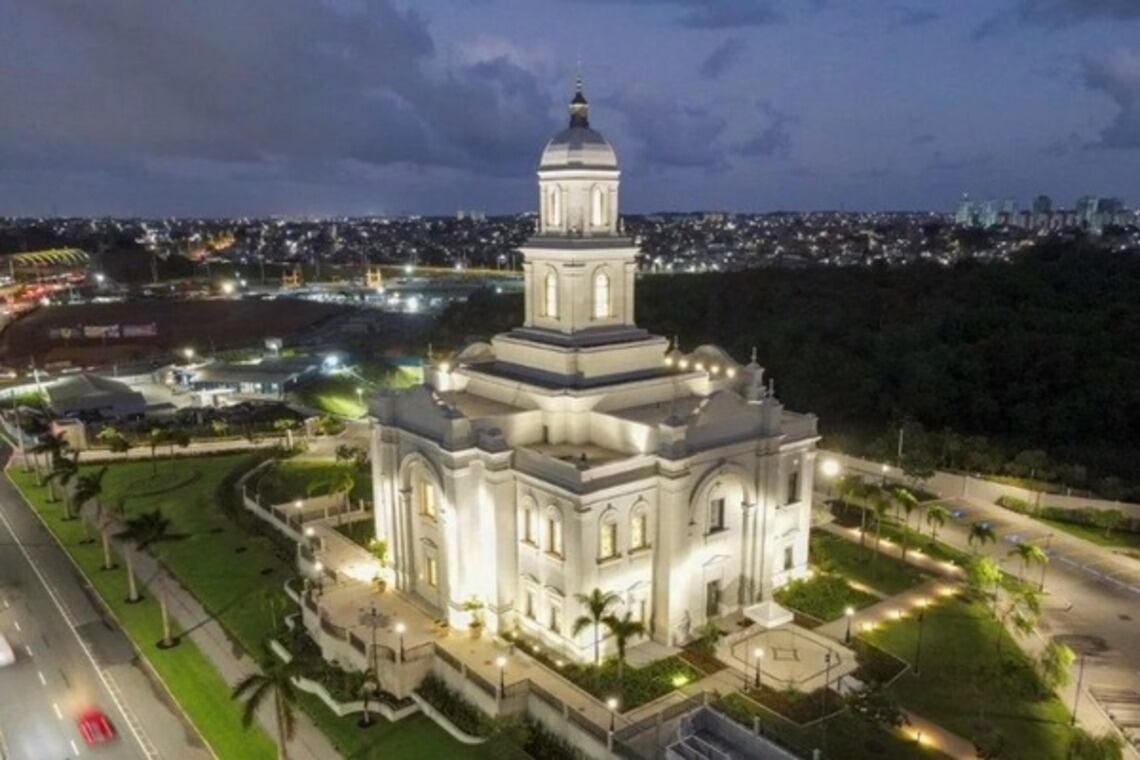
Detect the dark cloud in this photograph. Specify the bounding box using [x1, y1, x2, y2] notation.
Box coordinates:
[925, 152, 997, 172]
[974, 0, 1140, 39]
[604, 88, 731, 169]
[0, 0, 557, 194]
[1083, 48, 1140, 149]
[562, 0, 783, 29]
[737, 103, 796, 157]
[700, 37, 747, 79]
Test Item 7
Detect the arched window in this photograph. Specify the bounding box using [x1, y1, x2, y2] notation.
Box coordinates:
[630, 505, 649, 550]
[544, 270, 559, 318]
[598, 512, 618, 561]
[591, 185, 605, 227]
[546, 507, 564, 557]
[592, 270, 610, 319]
[419, 479, 438, 519]
[521, 501, 536, 545]
[547, 187, 561, 228]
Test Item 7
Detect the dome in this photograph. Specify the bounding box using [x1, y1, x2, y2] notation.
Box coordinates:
[539, 79, 618, 171]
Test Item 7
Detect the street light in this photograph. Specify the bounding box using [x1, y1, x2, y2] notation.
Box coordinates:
[753, 647, 763, 689]
[844, 606, 855, 644]
[183, 347, 195, 361]
[822, 650, 834, 713]
[395, 622, 406, 662]
[880, 463, 889, 487]
[821, 459, 840, 499]
[606, 697, 619, 734]
[496, 656, 507, 700]
[1071, 653, 1087, 726]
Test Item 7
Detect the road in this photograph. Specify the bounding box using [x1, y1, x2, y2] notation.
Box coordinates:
[910, 493, 1140, 754]
[0, 445, 211, 760]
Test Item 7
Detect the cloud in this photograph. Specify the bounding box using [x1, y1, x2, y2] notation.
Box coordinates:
[1083, 48, 1140, 149]
[738, 103, 796, 157]
[892, 8, 940, 28]
[604, 87, 731, 169]
[0, 0, 558, 190]
[974, 0, 1140, 39]
[700, 37, 747, 79]
[561, 0, 783, 29]
[910, 133, 936, 145]
[925, 151, 996, 172]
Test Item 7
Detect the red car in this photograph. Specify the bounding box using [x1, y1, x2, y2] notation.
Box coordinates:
[77, 708, 116, 745]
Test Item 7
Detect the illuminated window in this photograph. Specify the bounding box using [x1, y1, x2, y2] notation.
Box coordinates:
[420, 481, 437, 519]
[599, 519, 617, 561]
[630, 510, 648, 550]
[426, 556, 439, 588]
[544, 271, 559, 318]
[708, 497, 726, 533]
[592, 270, 610, 319]
[547, 511, 563, 557]
[591, 185, 605, 227]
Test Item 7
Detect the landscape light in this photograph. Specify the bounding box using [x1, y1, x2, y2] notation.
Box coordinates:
[439, 361, 451, 373]
[725, 367, 737, 379]
[404, 264, 414, 275]
[221, 280, 235, 295]
[821, 459, 840, 478]
[183, 347, 195, 360]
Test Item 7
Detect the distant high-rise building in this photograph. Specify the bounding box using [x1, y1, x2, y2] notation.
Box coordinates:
[1032, 195, 1052, 215]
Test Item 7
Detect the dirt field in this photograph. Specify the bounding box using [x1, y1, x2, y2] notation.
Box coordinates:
[0, 298, 353, 365]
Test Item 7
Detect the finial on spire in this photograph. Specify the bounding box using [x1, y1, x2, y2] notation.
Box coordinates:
[569, 73, 589, 128]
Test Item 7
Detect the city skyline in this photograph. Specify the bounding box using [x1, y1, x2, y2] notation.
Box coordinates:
[3, 0, 1140, 217]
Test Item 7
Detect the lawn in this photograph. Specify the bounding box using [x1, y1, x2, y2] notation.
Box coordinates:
[866, 596, 1076, 759]
[9, 454, 497, 760]
[775, 573, 879, 623]
[254, 458, 372, 505]
[1038, 517, 1140, 552]
[811, 532, 928, 596]
[294, 374, 368, 417]
[715, 693, 947, 760]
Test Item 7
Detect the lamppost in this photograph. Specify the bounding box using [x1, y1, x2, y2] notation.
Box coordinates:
[496, 656, 507, 702]
[395, 621, 406, 663]
[607, 697, 618, 733]
[1039, 533, 1053, 592]
[1070, 653, 1087, 726]
[880, 463, 889, 487]
[822, 650, 834, 714]
[753, 647, 763, 689]
[820, 458, 840, 499]
[913, 600, 928, 675]
[359, 604, 383, 678]
[844, 606, 855, 644]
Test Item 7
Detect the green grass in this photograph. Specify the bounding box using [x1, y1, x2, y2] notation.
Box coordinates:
[9, 455, 496, 760]
[8, 466, 277, 760]
[294, 375, 368, 417]
[775, 573, 879, 622]
[716, 693, 947, 760]
[1038, 517, 1140, 551]
[811, 532, 929, 595]
[254, 458, 372, 505]
[866, 596, 1076, 759]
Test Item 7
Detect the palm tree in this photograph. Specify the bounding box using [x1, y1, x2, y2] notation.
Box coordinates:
[72, 466, 106, 535]
[572, 588, 619, 666]
[892, 487, 918, 560]
[1067, 729, 1124, 760]
[968, 522, 997, 555]
[46, 451, 81, 519]
[925, 504, 948, 544]
[147, 428, 169, 475]
[837, 476, 870, 546]
[211, 419, 230, 437]
[165, 427, 191, 471]
[994, 586, 1041, 657]
[32, 431, 69, 492]
[273, 418, 298, 450]
[116, 509, 185, 604]
[1008, 542, 1048, 583]
[870, 491, 892, 564]
[232, 654, 301, 760]
[603, 612, 646, 680]
[94, 498, 125, 571]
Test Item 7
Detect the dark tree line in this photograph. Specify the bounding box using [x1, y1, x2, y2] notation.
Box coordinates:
[433, 242, 1140, 494]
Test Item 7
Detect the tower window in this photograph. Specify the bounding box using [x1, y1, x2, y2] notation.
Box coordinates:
[591, 185, 605, 227]
[708, 498, 726, 533]
[544, 271, 559, 318]
[592, 270, 610, 319]
[547, 187, 561, 228]
[598, 519, 617, 561]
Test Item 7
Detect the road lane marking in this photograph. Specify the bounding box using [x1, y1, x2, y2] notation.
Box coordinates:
[0, 484, 158, 759]
[12, 619, 19, 631]
[38, 669, 47, 685]
[53, 701, 63, 720]
[70, 738, 80, 755]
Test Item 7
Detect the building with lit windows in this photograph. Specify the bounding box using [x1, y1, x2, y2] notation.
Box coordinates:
[369, 81, 819, 663]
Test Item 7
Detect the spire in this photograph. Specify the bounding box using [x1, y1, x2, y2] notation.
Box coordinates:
[569, 76, 589, 128]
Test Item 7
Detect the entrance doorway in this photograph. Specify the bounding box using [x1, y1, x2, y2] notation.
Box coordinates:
[705, 580, 721, 619]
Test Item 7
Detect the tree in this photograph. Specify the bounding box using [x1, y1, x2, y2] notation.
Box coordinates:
[211, 419, 230, 437]
[166, 427, 191, 470]
[968, 521, 996, 555]
[116, 509, 186, 604]
[147, 428, 169, 475]
[1037, 641, 1075, 692]
[94, 498, 125, 572]
[232, 654, 301, 760]
[1067, 729, 1124, 760]
[46, 451, 81, 519]
[31, 431, 69, 491]
[892, 487, 918, 559]
[273, 418, 298, 450]
[572, 588, 619, 666]
[602, 612, 646, 679]
[1008, 449, 1052, 481]
[993, 586, 1041, 657]
[870, 490, 892, 563]
[1008, 542, 1047, 583]
[73, 466, 107, 534]
[836, 476, 872, 546]
[967, 556, 1002, 608]
[1093, 509, 1124, 539]
[925, 504, 948, 544]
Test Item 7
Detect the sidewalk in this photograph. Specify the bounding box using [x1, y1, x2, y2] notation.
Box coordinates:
[814, 578, 950, 642]
[87, 500, 341, 760]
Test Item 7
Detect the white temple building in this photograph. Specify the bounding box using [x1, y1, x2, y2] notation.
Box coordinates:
[369, 81, 819, 662]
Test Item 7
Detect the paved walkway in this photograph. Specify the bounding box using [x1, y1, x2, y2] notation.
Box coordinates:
[815, 577, 949, 643]
[84, 500, 341, 760]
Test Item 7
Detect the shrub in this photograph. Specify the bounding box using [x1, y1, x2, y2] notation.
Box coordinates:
[996, 495, 1033, 515]
[522, 718, 585, 760]
[416, 673, 492, 737]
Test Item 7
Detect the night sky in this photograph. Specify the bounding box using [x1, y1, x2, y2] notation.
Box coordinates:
[3, 0, 1139, 217]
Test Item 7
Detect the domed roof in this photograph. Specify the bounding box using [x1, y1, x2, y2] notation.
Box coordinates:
[539, 79, 618, 171]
